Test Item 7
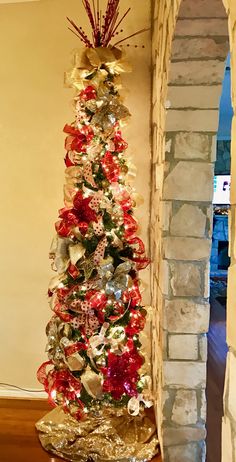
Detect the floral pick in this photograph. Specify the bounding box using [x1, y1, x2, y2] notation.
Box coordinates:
[67, 0, 147, 48]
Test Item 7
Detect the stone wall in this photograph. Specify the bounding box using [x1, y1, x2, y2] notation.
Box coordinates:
[151, 1, 181, 455]
[151, 0, 230, 460]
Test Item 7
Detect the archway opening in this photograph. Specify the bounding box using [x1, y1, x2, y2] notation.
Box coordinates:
[207, 53, 233, 462]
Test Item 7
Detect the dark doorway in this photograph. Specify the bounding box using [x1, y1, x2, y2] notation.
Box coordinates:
[207, 54, 232, 462]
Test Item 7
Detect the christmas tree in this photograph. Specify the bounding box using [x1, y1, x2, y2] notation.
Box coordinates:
[38, 0, 153, 425]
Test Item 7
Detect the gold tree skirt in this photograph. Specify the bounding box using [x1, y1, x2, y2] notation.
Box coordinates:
[36, 406, 159, 462]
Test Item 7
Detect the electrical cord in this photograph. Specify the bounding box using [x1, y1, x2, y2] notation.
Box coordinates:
[0, 382, 44, 393]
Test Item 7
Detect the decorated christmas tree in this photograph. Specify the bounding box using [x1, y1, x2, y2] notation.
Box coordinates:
[36, 2, 158, 460]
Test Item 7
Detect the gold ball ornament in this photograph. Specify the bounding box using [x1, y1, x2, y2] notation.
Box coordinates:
[102, 179, 110, 188]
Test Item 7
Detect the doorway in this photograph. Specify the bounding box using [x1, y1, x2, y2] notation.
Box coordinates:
[207, 54, 233, 462]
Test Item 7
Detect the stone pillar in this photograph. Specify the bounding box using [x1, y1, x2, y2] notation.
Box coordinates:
[151, 0, 229, 460]
[151, 0, 182, 454]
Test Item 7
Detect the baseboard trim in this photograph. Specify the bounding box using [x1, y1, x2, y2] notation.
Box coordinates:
[0, 388, 47, 399]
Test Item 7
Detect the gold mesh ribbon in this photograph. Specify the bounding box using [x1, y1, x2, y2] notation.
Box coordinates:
[36, 406, 159, 462]
[65, 47, 132, 91]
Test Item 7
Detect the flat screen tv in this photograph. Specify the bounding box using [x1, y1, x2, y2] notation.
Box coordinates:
[213, 175, 230, 205]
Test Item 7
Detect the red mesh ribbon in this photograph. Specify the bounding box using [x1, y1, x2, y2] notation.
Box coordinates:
[64, 342, 87, 357]
[101, 151, 120, 183]
[122, 279, 142, 308]
[112, 130, 128, 152]
[64, 124, 94, 153]
[128, 237, 150, 270]
[37, 360, 53, 389]
[124, 213, 138, 238]
[54, 302, 73, 323]
[37, 361, 84, 417]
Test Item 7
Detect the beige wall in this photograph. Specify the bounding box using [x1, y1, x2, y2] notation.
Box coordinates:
[0, 0, 151, 390]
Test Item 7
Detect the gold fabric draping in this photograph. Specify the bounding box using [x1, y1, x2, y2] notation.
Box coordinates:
[36, 406, 159, 462]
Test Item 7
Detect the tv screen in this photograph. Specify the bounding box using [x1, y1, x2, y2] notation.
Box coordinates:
[213, 175, 231, 205]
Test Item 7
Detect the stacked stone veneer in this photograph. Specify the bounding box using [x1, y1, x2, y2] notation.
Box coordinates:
[151, 0, 230, 460]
